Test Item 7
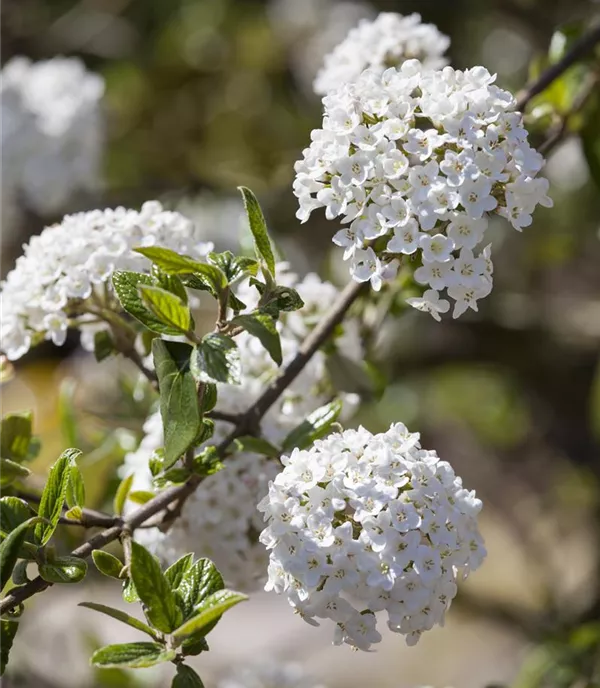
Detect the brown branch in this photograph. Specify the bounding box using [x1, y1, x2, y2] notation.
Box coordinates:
[16, 490, 121, 529]
[0, 280, 365, 615]
[516, 23, 600, 111]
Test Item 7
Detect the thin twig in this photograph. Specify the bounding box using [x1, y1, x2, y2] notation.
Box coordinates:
[516, 23, 600, 111]
[0, 280, 365, 614]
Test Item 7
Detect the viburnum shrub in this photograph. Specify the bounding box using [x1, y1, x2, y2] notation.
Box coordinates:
[1, 8, 596, 687]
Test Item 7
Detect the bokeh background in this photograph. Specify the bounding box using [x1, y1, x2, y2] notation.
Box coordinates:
[2, 0, 600, 686]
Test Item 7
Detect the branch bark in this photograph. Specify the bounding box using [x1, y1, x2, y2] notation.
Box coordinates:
[0, 280, 365, 614]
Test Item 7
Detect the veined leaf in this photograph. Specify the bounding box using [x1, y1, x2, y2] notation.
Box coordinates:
[177, 557, 224, 619]
[190, 334, 241, 385]
[139, 285, 191, 334]
[35, 449, 81, 545]
[135, 247, 226, 293]
[173, 664, 205, 687]
[207, 252, 258, 283]
[173, 590, 247, 640]
[0, 497, 32, 539]
[91, 642, 175, 669]
[238, 187, 276, 276]
[230, 313, 282, 365]
[92, 550, 124, 579]
[129, 541, 183, 633]
[79, 602, 160, 640]
[39, 556, 87, 584]
[112, 271, 182, 336]
[153, 340, 201, 469]
[164, 553, 195, 590]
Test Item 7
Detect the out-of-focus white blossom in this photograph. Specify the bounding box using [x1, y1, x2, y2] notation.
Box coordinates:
[217, 662, 327, 688]
[294, 61, 552, 318]
[268, 0, 374, 94]
[258, 424, 486, 650]
[123, 264, 364, 588]
[314, 12, 450, 96]
[1, 56, 105, 216]
[0, 202, 213, 360]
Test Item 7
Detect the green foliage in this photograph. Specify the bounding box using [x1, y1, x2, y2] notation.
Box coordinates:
[0, 516, 45, 591]
[87, 548, 245, 686]
[113, 271, 184, 336]
[113, 473, 134, 516]
[135, 247, 227, 294]
[191, 333, 241, 384]
[39, 556, 87, 584]
[92, 550, 124, 579]
[230, 312, 282, 365]
[282, 399, 343, 452]
[153, 339, 202, 469]
[172, 589, 247, 639]
[172, 664, 205, 688]
[94, 330, 116, 362]
[259, 284, 305, 318]
[234, 435, 281, 458]
[34, 449, 82, 545]
[129, 541, 183, 633]
[1, 619, 19, 676]
[139, 284, 192, 334]
[0, 412, 39, 487]
[79, 603, 160, 640]
[207, 251, 258, 283]
[238, 186, 276, 277]
[91, 642, 176, 669]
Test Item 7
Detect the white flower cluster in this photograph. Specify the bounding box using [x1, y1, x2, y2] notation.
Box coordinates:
[294, 61, 552, 319]
[218, 662, 327, 688]
[123, 264, 364, 588]
[258, 424, 486, 650]
[0, 202, 213, 361]
[314, 12, 450, 96]
[1, 57, 105, 218]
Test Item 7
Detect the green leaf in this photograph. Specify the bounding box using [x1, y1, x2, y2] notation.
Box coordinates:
[127, 490, 155, 505]
[35, 449, 80, 545]
[234, 435, 280, 458]
[0, 497, 32, 538]
[177, 557, 224, 619]
[92, 550, 124, 579]
[66, 461, 85, 509]
[199, 383, 217, 414]
[12, 560, 30, 585]
[129, 541, 183, 633]
[153, 340, 201, 469]
[122, 577, 140, 603]
[0, 458, 31, 486]
[260, 285, 305, 317]
[228, 291, 247, 313]
[282, 399, 343, 452]
[135, 247, 226, 293]
[139, 285, 191, 334]
[230, 313, 282, 365]
[113, 473, 134, 516]
[64, 506, 83, 520]
[94, 330, 115, 362]
[164, 553, 195, 590]
[79, 602, 160, 640]
[91, 642, 175, 669]
[0, 517, 45, 591]
[39, 556, 87, 584]
[207, 251, 258, 283]
[172, 664, 205, 688]
[1, 619, 19, 676]
[112, 271, 182, 336]
[1, 412, 33, 462]
[152, 267, 189, 304]
[173, 590, 247, 640]
[238, 187, 276, 276]
[191, 447, 223, 479]
[191, 334, 241, 385]
[181, 636, 209, 657]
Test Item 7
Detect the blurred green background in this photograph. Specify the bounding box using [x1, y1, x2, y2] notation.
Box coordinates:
[2, 0, 600, 686]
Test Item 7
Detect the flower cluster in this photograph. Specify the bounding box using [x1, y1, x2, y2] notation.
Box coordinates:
[0, 202, 213, 361]
[123, 264, 364, 588]
[294, 61, 552, 319]
[218, 662, 327, 688]
[258, 424, 486, 650]
[314, 12, 450, 96]
[1, 57, 105, 218]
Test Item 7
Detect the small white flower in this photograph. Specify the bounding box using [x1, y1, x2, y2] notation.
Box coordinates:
[406, 290, 450, 322]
